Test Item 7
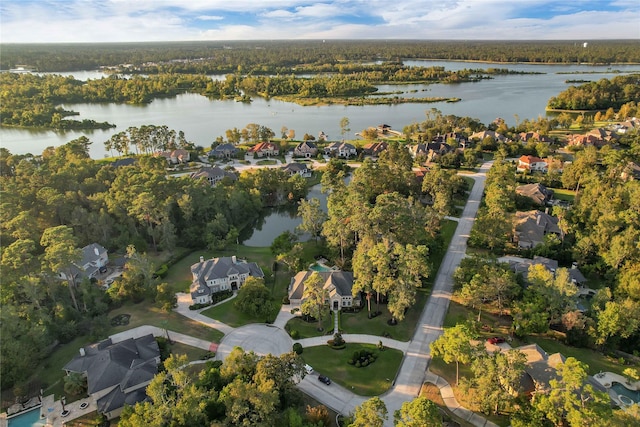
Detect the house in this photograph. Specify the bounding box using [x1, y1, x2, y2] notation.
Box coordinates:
[362, 141, 388, 157]
[613, 118, 639, 134]
[288, 270, 361, 311]
[621, 161, 640, 181]
[324, 142, 357, 158]
[155, 149, 190, 164]
[190, 256, 264, 304]
[432, 132, 468, 147]
[63, 334, 160, 420]
[293, 141, 318, 158]
[518, 131, 553, 144]
[516, 344, 566, 393]
[248, 141, 279, 157]
[516, 183, 554, 205]
[513, 210, 562, 249]
[190, 166, 237, 187]
[470, 130, 506, 143]
[318, 131, 328, 141]
[59, 243, 109, 282]
[208, 143, 239, 159]
[499, 255, 587, 286]
[282, 162, 311, 177]
[409, 142, 452, 162]
[566, 128, 619, 148]
[517, 155, 548, 173]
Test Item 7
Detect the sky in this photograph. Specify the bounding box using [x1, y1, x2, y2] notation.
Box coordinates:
[1, 0, 638, 43]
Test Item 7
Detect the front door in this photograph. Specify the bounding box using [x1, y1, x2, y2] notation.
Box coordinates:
[333, 300, 339, 310]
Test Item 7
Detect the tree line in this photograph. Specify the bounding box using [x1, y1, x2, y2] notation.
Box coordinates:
[2, 40, 639, 72]
[547, 74, 640, 111]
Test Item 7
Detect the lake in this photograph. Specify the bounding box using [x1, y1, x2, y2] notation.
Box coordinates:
[2, 61, 638, 158]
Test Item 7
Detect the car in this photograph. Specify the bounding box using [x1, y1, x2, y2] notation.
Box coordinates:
[304, 364, 313, 375]
[487, 337, 505, 344]
[318, 375, 331, 385]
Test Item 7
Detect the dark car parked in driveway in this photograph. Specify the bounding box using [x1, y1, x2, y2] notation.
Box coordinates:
[487, 336, 505, 344]
[318, 375, 331, 385]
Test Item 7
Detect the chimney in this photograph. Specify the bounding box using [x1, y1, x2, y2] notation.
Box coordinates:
[79, 348, 85, 357]
[545, 207, 549, 214]
[536, 213, 542, 226]
[572, 262, 578, 270]
[232, 255, 237, 264]
[94, 247, 100, 256]
[199, 256, 204, 263]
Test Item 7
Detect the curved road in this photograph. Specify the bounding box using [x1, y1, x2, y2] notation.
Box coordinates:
[168, 161, 493, 426]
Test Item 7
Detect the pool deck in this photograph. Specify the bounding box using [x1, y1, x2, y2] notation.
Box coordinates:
[38, 394, 97, 427]
[592, 371, 640, 407]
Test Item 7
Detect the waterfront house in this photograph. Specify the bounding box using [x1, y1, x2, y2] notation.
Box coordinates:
[190, 166, 237, 187]
[288, 270, 360, 311]
[248, 141, 279, 157]
[293, 141, 318, 158]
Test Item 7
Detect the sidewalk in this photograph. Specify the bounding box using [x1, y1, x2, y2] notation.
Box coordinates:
[424, 370, 499, 427]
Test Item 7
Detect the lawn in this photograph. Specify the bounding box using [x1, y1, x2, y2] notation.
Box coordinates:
[108, 301, 223, 342]
[168, 341, 213, 362]
[302, 343, 403, 396]
[201, 297, 277, 327]
[340, 290, 428, 341]
[548, 187, 576, 202]
[286, 313, 334, 339]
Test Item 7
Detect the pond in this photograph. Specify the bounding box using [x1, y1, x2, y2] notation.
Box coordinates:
[240, 181, 327, 247]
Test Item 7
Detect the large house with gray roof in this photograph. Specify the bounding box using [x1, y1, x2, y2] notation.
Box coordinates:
[190, 256, 264, 304]
[288, 270, 360, 311]
[513, 210, 562, 249]
[63, 334, 160, 420]
[59, 243, 108, 282]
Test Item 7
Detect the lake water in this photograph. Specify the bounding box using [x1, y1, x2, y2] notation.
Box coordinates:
[241, 179, 328, 246]
[2, 61, 638, 159]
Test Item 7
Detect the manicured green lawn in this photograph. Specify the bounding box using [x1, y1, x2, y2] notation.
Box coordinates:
[286, 314, 334, 339]
[548, 187, 576, 202]
[201, 297, 277, 327]
[302, 343, 403, 396]
[340, 290, 428, 341]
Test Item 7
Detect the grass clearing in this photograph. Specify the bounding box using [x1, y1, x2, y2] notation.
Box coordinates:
[302, 343, 403, 396]
[548, 187, 576, 202]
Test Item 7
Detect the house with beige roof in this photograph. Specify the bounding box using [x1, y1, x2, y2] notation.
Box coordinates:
[289, 270, 361, 311]
[513, 210, 562, 248]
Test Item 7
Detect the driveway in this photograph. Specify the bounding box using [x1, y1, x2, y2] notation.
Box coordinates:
[215, 324, 293, 360]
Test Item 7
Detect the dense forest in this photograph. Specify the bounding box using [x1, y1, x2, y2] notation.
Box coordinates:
[0, 133, 311, 389]
[547, 74, 640, 111]
[2, 40, 639, 73]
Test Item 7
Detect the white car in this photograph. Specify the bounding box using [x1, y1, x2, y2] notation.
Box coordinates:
[304, 364, 313, 375]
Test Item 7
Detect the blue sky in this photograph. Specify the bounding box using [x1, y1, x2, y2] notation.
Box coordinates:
[1, 0, 638, 43]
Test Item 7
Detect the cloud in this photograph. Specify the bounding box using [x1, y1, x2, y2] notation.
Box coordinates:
[0, 0, 638, 43]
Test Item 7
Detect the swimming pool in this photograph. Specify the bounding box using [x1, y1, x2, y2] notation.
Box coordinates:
[309, 262, 333, 272]
[7, 407, 45, 427]
[611, 381, 640, 404]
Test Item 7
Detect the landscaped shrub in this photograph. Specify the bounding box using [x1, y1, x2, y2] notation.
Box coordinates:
[290, 330, 300, 339]
[282, 295, 290, 304]
[348, 349, 377, 368]
[153, 264, 169, 279]
[327, 333, 346, 349]
[293, 343, 303, 354]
